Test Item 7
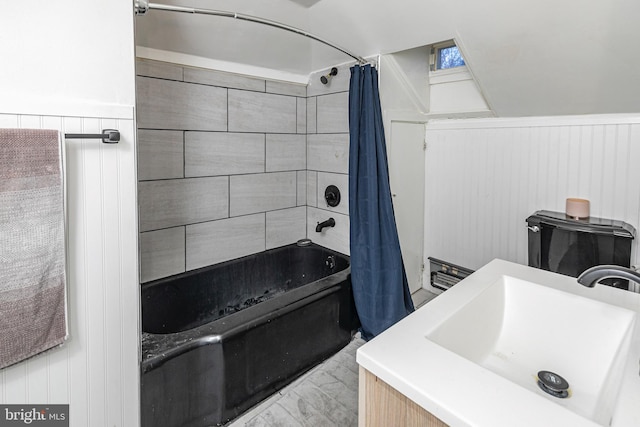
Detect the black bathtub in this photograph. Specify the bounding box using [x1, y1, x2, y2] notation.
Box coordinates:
[140, 243, 358, 427]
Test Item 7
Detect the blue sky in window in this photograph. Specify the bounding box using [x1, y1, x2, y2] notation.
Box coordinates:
[439, 46, 465, 69]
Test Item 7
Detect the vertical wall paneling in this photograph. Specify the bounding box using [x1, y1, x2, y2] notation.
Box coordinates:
[387, 120, 426, 293]
[0, 113, 140, 427]
[424, 116, 640, 290]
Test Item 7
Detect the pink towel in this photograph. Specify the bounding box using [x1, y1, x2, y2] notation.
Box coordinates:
[0, 128, 68, 369]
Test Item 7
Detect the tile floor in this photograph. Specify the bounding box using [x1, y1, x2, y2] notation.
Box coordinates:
[227, 289, 438, 427]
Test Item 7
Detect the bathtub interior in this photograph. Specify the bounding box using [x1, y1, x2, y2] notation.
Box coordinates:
[142, 244, 349, 334]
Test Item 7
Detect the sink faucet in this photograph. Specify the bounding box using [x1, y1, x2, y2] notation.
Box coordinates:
[316, 218, 335, 232]
[577, 265, 640, 288]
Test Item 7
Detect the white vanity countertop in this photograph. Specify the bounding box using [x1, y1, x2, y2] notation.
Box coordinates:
[356, 259, 640, 427]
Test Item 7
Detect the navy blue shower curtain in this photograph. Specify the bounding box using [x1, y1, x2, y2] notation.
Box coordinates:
[348, 64, 414, 341]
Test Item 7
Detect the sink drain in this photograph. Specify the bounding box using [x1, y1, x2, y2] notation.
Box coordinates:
[537, 370, 570, 398]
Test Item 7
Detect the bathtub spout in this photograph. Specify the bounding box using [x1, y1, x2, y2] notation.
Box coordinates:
[316, 218, 336, 232]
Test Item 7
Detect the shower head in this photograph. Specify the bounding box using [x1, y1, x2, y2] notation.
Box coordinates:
[320, 67, 338, 84]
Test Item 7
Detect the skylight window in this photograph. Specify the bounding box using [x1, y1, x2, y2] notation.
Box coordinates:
[430, 41, 466, 71]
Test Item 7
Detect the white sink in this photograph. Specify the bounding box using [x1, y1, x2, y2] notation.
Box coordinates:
[427, 275, 635, 425]
[357, 259, 640, 427]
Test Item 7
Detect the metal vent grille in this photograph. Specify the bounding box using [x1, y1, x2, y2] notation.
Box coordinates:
[428, 257, 474, 292]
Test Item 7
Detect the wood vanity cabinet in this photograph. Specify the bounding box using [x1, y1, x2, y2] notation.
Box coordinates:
[358, 367, 449, 427]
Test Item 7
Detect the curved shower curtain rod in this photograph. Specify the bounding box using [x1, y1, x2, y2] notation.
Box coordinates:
[135, 1, 368, 65]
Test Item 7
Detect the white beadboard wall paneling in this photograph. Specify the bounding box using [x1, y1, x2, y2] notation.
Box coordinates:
[424, 115, 640, 279]
[67, 116, 94, 421]
[0, 113, 140, 426]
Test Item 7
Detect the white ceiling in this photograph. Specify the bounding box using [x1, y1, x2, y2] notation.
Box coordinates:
[135, 0, 640, 117]
[286, 0, 323, 8]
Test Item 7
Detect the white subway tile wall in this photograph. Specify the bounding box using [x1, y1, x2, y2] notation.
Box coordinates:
[137, 59, 353, 282]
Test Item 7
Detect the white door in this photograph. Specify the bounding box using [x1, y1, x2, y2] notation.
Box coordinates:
[388, 121, 426, 293]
